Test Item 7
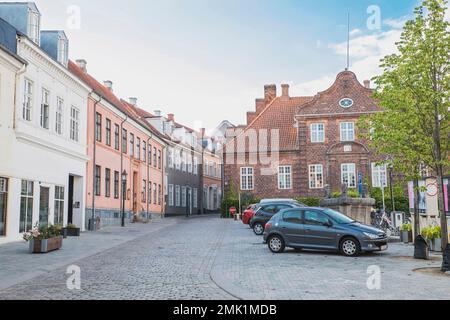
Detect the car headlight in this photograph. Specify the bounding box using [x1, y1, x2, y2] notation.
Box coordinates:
[363, 232, 380, 240]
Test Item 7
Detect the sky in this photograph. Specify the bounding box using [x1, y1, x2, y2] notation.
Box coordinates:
[6, 0, 448, 132]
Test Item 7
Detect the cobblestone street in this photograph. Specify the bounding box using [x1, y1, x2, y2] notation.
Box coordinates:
[0, 215, 449, 300]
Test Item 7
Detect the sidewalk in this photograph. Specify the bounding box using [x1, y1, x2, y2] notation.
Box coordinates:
[0, 217, 177, 290]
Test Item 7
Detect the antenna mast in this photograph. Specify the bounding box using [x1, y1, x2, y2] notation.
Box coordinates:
[346, 12, 350, 71]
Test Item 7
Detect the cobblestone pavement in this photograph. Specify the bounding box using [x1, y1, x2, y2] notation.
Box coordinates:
[0, 216, 449, 300]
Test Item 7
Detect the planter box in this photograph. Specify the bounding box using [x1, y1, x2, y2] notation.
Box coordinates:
[29, 236, 63, 254]
[401, 231, 409, 243]
[63, 228, 80, 237]
[433, 238, 443, 252]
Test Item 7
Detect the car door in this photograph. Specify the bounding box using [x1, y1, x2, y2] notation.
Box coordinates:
[256, 205, 277, 224]
[302, 209, 337, 249]
[278, 209, 304, 246]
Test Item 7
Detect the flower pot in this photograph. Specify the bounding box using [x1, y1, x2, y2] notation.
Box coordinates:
[29, 236, 63, 254]
[401, 231, 410, 243]
[434, 238, 442, 252]
[63, 228, 80, 237]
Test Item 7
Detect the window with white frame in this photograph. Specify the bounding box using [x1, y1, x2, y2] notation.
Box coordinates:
[182, 152, 187, 172]
[188, 155, 192, 173]
[168, 185, 174, 206]
[57, 36, 67, 65]
[340, 122, 355, 142]
[55, 98, 64, 135]
[240, 167, 254, 190]
[54, 186, 65, 225]
[372, 163, 387, 188]
[193, 188, 198, 208]
[23, 79, 33, 121]
[309, 165, 324, 189]
[27, 10, 40, 45]
[311, 123, 325, 143]
[70, 107, 80, 142]
[193, 157, 198, 175]
[341, 163, 356, 188]
[168, 147, 174, 168]
[181, 186, 187, 207]
[175, 185, 180, 206]
[278, 166, 292, 190]
[175, 149, 181, 170]
[20, 180, 34, 233]
[40, 89, 50, 129]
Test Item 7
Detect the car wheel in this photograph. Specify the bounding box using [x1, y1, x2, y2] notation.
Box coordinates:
[340, 237, 361, 257]
[268, 235, 285, 253]
[253, 223, 264, 235]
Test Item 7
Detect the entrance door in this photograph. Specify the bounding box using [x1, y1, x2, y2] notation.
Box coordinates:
[68, 176, 74, 224]
[39, 187, 50, 228]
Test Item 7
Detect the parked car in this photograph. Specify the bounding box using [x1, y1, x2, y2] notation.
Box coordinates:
[242, 204, 259, 225]
[260, 198, 302, 204]
[250, 202, 306, 235]
[263, 207, 388, 257]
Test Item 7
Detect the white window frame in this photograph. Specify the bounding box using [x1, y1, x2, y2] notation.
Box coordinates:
[182, 152, 187, 172]
[175, 185, 180, 207]
[57, 36, 67, 65]
[168, 184, 174, 206]
[188, 155, 192, 173]
[240, 167, 254, 191]
[27, 10, 40, 45]
[310, 123, 325, 143]
[40, 88, 50, 129]
[278, 166, 292, 190]
[372, 163, 387, 188]
[168, 147, 174, 168]
[309, 165, 324, 189]
[175, 149, 181, 170]
[193, 157, 198, 175]
[181, 186, 187, 207]
[193, 188, 198, 208]
[70, 106, 80, 142]
[341, 163, 356, 188]
[23, 79, 33, 121]
[55, 97, 64, 135]
[340, 122, 355, 142]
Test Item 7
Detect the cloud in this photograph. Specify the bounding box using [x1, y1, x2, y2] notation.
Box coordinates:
[350, 28, 362, 37]
[383, 16, 410, 29]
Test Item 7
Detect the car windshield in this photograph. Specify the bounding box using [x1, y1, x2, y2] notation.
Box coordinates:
[323, 208, 355, 224]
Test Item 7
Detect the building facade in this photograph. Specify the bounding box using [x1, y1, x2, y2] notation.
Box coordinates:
[0, 3, 90, 243]
[224, 71, 384, 201]
[69, 61, 166, 228]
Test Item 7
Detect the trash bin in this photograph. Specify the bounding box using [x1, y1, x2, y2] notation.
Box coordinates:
[414, 235, 429, 260]
[88, 218, 97, 231]
[230, 207, 236, 219]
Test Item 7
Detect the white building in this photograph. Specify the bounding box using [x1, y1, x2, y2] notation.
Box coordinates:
[0, 3, 90, 244]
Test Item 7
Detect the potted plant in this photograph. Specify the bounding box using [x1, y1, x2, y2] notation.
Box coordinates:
[23, 223, 63, 254]
[422, 226, 433, 249]
[432, 226, 442, 253]
[63, 223, 81, 237]
[400, 223, 413, 243]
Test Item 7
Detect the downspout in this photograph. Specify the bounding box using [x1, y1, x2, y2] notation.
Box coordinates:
[161, 144, 166, 217]
[146, 134, 153, 220]
[13, 62, 27, 130]
[91, 93, 102, 225]
[120, 115, 128, 220]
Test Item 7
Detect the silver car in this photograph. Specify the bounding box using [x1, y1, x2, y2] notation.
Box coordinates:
[263, 207, 388, 257]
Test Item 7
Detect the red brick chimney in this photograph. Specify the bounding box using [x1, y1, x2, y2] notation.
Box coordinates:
[76, 59, 87, 73]
[167, 113, 175, 122]
[264, 84, 277, 104]
[281, 84, 290, 98]
[364, 80, 371, 89]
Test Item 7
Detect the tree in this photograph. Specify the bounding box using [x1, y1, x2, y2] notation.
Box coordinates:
[361, 0, 449, 269]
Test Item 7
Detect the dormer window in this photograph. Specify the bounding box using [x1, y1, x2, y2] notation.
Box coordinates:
[27, 9, 40, 45]
[57, 36, 68, 66]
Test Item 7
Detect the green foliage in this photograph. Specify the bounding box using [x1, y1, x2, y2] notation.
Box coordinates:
[221, 180, 259, 215]
[401, 223, 412, 232]
[331, 189, 360, 199]
[422, 225, 442, 240]
[296, 198, 321, 207]
[66, 224, 78, 229]
[369, 185, 410, 213]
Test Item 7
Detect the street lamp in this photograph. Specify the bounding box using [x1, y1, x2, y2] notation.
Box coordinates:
[121, 170, 128, 227]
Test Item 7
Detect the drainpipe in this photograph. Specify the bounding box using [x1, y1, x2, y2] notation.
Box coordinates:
[13, 62, 27, 130]
[120, 115, 128, 223]
[146, 134, 153, 221]
[91, 93, 102, 228]
[161, 144, 166, 217]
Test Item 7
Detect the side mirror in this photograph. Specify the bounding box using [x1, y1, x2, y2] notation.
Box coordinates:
[325, 220, 333, 228]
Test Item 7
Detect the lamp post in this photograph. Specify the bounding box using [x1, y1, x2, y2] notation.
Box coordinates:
[121, 170, 128, 227]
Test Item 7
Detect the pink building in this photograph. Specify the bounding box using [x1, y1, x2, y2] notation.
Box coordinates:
[69, 60, 166, 228]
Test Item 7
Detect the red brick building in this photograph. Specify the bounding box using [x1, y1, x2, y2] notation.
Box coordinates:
[224, 70, 383, 200]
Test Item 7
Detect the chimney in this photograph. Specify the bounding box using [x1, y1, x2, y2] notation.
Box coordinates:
[364, 80, 371, 89]
[103, 80, 113, 91]
[281, 84, 290, 98]
[200, 128, 206, 138]
[264, 84, 277, 103]
[128, 97, 137, 106]
[154, 110, 162, 117]
[167, 113, 175, 122]
[76, 59, 87, 73]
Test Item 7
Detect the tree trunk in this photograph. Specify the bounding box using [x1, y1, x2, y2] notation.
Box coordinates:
[436, 167, 449, 250]
[413, 179, 421, 238]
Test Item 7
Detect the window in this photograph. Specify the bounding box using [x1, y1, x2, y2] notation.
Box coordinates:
[304, 210, 331, 226]
[142, 180, 146, 203]
[311, 123, 325, 143]
[204, 160, 208, 175]
[105, 168, 111, 198]
[282, 210, 302, 224]
[181, 152, 186, 172]
[20, 180, 34, 233]
[175, 149, 181, 170]
[372, 163, 387, 188]
[153, 147, 157, 167]
[143, 142, 146, 162]
[106, 119, 111, 146]
[40, 89, 50, 129]
[136, 137, 141, 160]
[193, 157, 198, 175]
[148, 182, 152, 204]
[70, 107, 80, 142]
[54, 186, 64, 225]
[23, 79, 33, 121]
[57, 36, 67, 65]
[114, 171, 119, 199]
[148, 144, 152, 166]
[55, 98, 64, 135]
[130, 133, 134, 157]
[94, 165, 101, 196]
[278, 166, 292, 190]
[188, 155, 192, 173]
[122, 129, 127, 154]
[158, 150, 162, 169]
[193, 188, 198, 208]
[309, 165, 324, 189]
[341, 163, 356, 188]
[175, 186, 181, 207]
[181, 187, 187, 207]
[95, 112, 102, 142]
[168, 148, 174, 168]
[168, 185, 174, 206]
[27, 10, 40, 45]
[114, 124, 120, 150]
[240, 167, 254, 190]
[0, 178, 8, 236]
[340, 122, 355, 142]
[153, 183, 157, 205]
[158, 185, 162, 205]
